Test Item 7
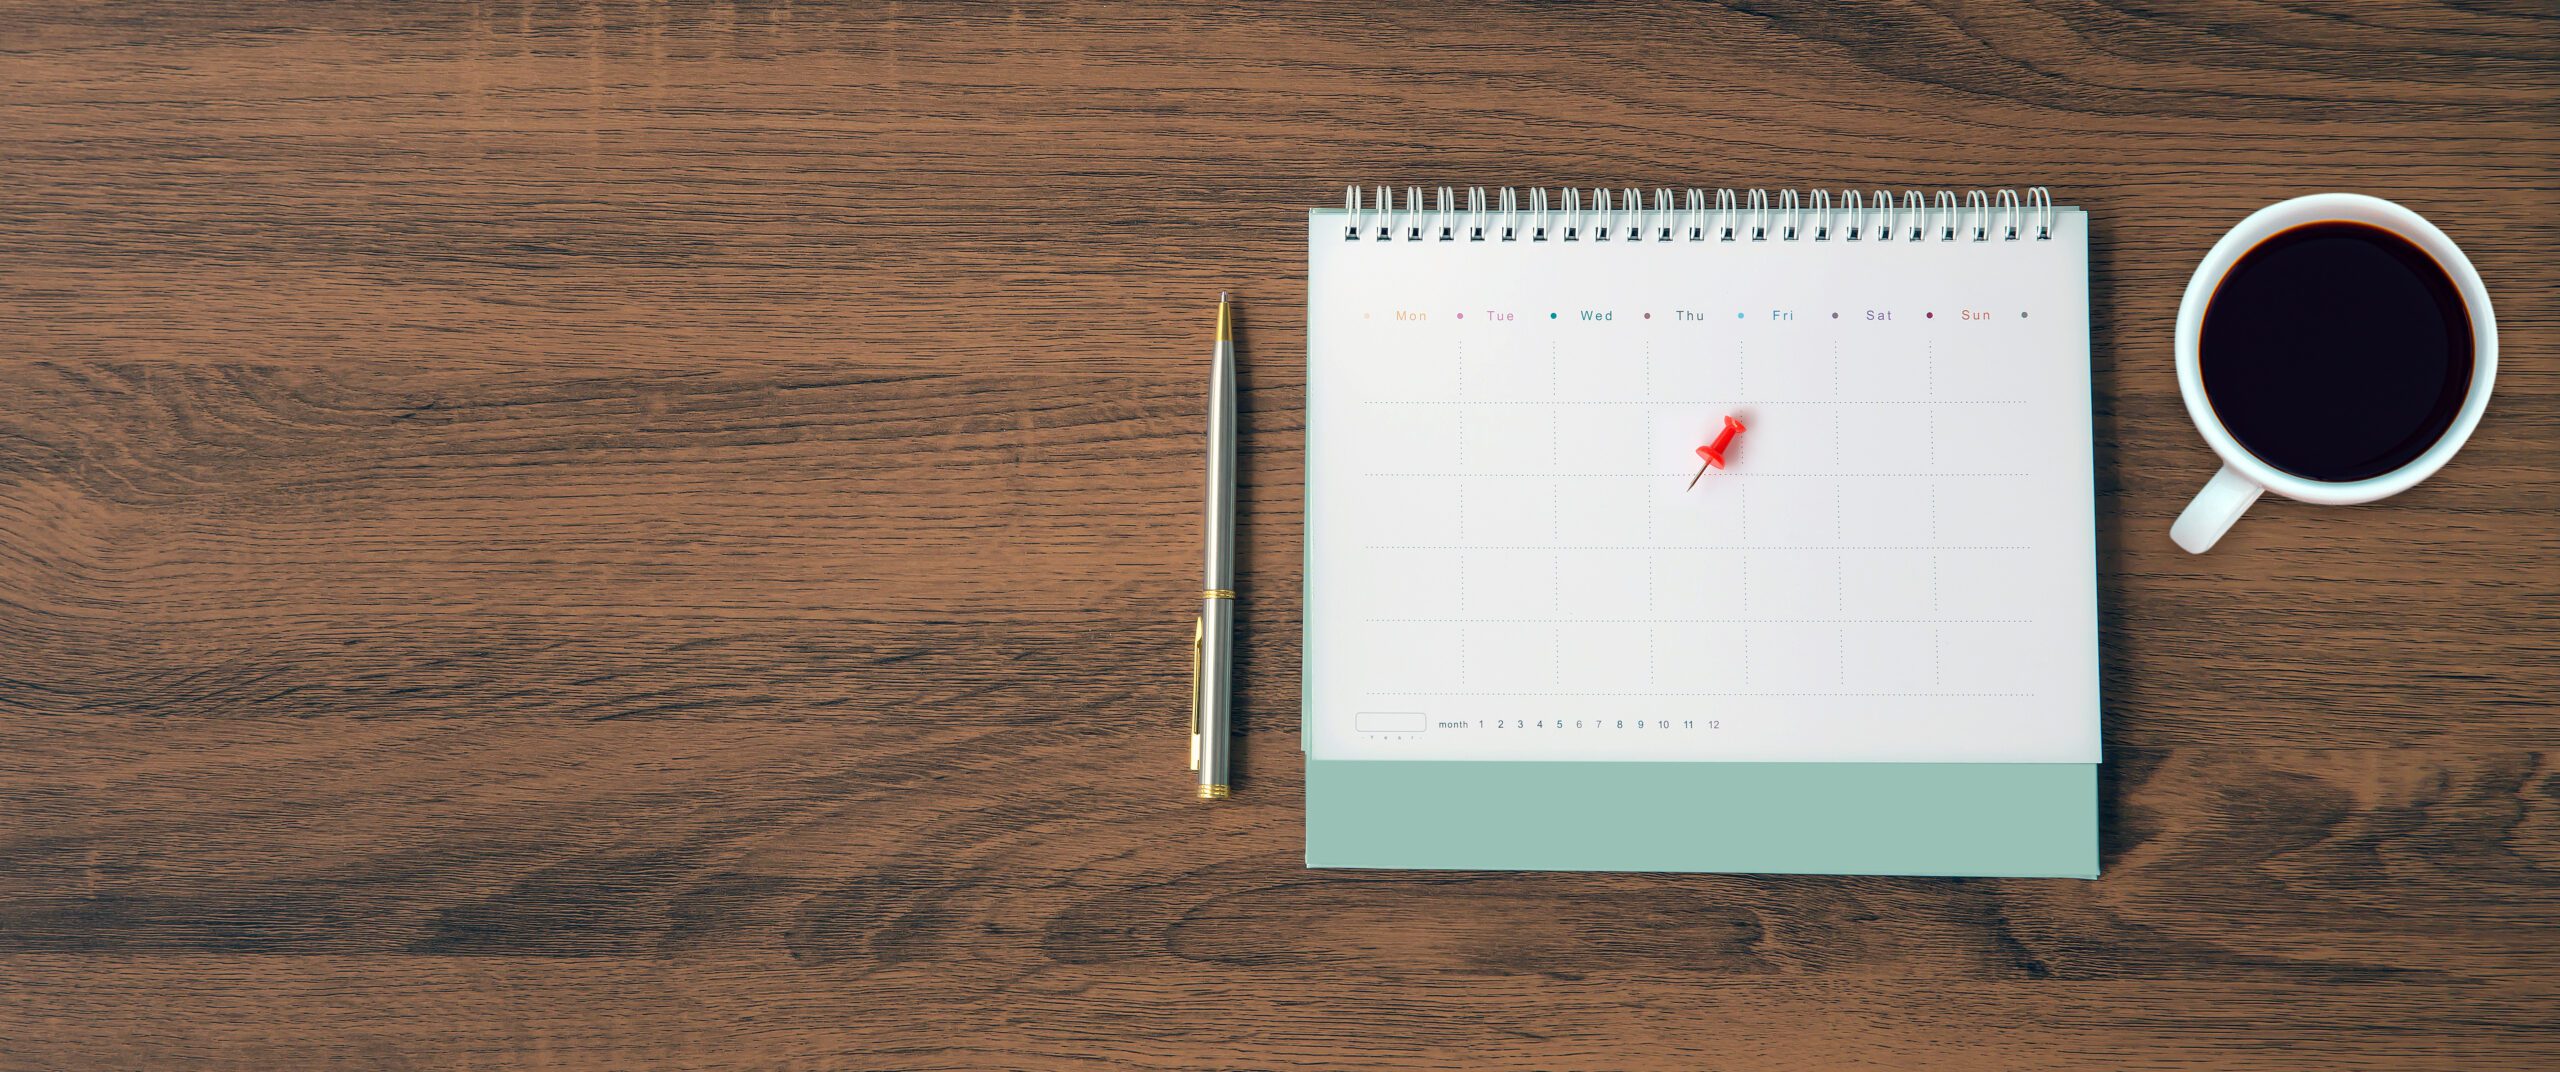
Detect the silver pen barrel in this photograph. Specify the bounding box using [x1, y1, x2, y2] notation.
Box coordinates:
[1194, 294, 1238, 800]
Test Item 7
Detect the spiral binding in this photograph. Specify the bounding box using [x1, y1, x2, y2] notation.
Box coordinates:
[1342, 185, 2054, 243]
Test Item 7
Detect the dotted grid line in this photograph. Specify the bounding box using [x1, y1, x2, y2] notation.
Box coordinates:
[1454, 338, 1467, 500]
[1643, 410, 1655, 543]
[1646, 559, 1661, 687]
[1824, 217, 1847, 693]
[1456, 555, 1468, 683]
[1739, 481, 1753, 634]
[1549, 339, 1561, 543]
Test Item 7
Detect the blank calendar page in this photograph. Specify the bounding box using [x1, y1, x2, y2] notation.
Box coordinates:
[1304, 207, 2098, 764]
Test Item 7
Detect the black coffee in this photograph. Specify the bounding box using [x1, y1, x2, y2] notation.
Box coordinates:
[2200, 220, 2473, 483]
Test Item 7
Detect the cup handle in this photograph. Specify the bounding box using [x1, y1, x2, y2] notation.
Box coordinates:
[2171, 465, 2265, 554]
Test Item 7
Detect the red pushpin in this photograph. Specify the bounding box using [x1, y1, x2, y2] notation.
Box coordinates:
[1687, 415, 1747, 491]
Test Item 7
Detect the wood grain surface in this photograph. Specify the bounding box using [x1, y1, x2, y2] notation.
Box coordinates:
[4, 2, 2557, 1069]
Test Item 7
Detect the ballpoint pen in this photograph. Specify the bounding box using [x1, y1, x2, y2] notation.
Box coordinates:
[1191, 292, 1237, 800]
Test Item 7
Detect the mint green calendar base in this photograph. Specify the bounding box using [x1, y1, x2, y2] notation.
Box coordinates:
[1307, 760, 2097, 878]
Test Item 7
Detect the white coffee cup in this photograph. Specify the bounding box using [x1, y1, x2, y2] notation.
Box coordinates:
[2169, 193, 2497, 554]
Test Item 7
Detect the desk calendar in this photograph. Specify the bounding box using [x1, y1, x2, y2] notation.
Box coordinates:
[1302, 186, 2099, 877]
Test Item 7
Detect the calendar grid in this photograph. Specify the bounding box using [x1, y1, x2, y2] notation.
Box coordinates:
[1305, 217, 2098, 763]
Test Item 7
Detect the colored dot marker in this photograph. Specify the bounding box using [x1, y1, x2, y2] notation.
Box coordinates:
[1643, 312, 1651, 319]
[1456, 313, 1463, 319]
[1549, 312, 1557, 319]
[1926, 311, 1934, 318]
[1736, 312, 1744, 319]
[1688, 415, 1748, 491]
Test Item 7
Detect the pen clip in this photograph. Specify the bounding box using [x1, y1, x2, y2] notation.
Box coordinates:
[1189, 615, 1205, 771]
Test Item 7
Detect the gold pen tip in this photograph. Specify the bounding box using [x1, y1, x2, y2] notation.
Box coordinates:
[1197, 784, 1230, 800]
[1216, 294, 1233, 343]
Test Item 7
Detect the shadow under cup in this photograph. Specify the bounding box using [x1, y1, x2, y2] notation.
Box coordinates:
[2199, 220, 2475, 484]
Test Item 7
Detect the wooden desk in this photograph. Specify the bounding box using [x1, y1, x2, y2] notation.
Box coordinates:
[3, 4, 2554, 1068]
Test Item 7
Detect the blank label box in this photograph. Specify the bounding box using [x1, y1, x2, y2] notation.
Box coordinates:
[1355, 711, 1428, 733]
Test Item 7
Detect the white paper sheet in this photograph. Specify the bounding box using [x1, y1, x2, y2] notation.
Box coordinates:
[1304, 207, 2099, 763]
